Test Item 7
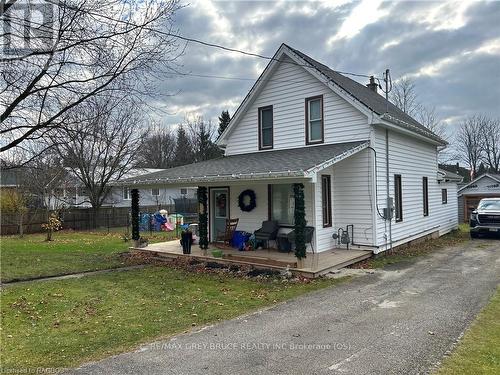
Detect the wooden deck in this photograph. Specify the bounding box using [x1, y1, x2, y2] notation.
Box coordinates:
[131, 241, 372, 278]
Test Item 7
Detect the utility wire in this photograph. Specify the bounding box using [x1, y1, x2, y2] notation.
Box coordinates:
[72, 6, 379, 80]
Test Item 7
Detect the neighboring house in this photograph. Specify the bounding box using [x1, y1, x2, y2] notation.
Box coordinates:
[124, 44, 461, 254]
[51, 168, 196, 210]
[0, 169, 19, 191]
[457, 173, 500, 222]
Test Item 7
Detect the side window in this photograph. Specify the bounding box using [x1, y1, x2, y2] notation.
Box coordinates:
[423, 177, 429, 216]
[123, 187, 130, 200]
[394, 174, 403, 222]
[321, 175, 332, 227]
[441, 188, 447, 204]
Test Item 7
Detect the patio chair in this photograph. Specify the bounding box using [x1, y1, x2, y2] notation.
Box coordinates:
[287, 226, 315, 253]
[216, 218, 239, 246]
[254, 220, 279, 249]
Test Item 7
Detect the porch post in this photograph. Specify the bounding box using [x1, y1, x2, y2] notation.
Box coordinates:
[131, 188, 140, 244]
[198, 186, 209, 251]
[293, 183, 306, 261]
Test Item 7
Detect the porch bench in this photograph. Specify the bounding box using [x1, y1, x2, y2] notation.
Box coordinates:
[277, 226, 315, 253]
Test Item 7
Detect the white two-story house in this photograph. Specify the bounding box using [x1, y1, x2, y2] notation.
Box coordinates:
[126, 44, 460, 255]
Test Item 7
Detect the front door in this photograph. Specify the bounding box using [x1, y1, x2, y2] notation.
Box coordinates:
[210, 188, 229, 241]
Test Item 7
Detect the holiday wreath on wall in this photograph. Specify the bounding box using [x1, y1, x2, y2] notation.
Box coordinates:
[238, 189, 257, 212]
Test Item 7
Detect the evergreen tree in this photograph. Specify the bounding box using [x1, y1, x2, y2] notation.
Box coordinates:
[192, 120, 222, 162]
[218, 110, 231, 137]
[173, 125, 194, 166]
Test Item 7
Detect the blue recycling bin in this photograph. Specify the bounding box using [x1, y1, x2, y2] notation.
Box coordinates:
[232, 231, 251, 250]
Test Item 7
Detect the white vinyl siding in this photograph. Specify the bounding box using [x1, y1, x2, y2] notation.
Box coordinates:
[314, 149, 374, 251]
[224, 55, 369, 155]
[435, 182, 459, 235]
[373, 128, 446, 252]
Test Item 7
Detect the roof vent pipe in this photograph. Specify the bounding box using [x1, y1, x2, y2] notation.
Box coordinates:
[366, 76, 378, 93]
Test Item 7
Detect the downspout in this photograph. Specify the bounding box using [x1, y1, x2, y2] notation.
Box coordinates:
[386, 128, 393, 252]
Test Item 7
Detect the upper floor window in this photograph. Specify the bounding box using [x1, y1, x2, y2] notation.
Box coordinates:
[258, 105, 273, 149]
[306, 95, 324, 144]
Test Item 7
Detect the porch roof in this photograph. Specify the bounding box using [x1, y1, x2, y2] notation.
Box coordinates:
[124, 140, 369, 185]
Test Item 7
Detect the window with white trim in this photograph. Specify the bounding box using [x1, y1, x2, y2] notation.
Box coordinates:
[306, 96, 323, 144]
[123, 187, 130, 200]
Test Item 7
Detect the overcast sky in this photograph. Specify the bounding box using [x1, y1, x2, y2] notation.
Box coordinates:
[154, 0, 500, 138]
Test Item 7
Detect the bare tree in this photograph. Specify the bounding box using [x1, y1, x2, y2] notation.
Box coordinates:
[455, 115, 485, 178]
[15, 144, 67, 209]
[416, 106, 446, 139]
[136, 123, 176, 169]
[53, 95, 143, 226]
[482, 117, 500, 173]
[0, 0, 181, 159]
[391, 77, 420, 117]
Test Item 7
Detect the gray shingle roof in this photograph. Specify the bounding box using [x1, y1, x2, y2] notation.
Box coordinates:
[438, 169, 463, 182]
[125, 141, 368, 185]
[285, 45, 445, 144]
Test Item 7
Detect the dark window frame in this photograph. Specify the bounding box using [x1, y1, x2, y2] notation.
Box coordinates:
[441, 188, 448, 204]
[321, 175, 332, 228]
[305, 95, 324, 145]
[258, 105, 273, 150]
[394, 174, 403, 222]
[423, 177, 429, 216]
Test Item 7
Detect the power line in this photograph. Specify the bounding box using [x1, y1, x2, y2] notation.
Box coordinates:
[77, 7, 378, 80]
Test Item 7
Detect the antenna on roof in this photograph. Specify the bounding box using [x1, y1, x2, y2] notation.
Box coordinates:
[383, 69, 392, 113]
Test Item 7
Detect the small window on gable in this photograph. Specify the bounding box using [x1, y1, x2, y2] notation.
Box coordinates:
[441, 188, 448, 204]
[258, 106, 273, 149]
[306, 95, 323, 144]
[151, 188, 160, 196]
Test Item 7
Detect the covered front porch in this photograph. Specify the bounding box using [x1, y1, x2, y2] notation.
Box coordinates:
[125, 141, 374, 276]
[132, 240, 371, 278]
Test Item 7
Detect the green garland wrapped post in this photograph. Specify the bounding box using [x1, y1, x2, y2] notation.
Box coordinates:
[131, 188, 140, 242]
[198, 186, 209, 250]
[293, 183, 306, 260]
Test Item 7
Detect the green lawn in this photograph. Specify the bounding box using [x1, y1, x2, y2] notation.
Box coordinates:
[436, 288, 500, 374]
[0, 230, 179, 282]
[0, 266, 344, 370]
[354, 224, 470, 269]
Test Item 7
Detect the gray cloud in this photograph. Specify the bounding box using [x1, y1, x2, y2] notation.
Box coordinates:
[153, 0, 500, 135]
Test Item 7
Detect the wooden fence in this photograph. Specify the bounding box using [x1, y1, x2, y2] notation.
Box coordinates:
[1, 203, 197, 235]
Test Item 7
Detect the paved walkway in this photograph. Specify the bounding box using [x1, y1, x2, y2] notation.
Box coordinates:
[69, 239, 500, 375]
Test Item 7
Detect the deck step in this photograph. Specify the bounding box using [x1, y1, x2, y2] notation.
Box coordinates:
[226, 254, 297, 268]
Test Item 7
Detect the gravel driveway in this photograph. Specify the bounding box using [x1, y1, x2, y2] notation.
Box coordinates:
[69, 239, 500, 375]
